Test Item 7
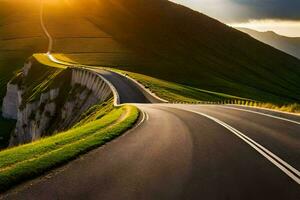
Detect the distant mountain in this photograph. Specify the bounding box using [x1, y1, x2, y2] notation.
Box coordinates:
[237, 28, 300, 59]
[68, 0, 300, 103]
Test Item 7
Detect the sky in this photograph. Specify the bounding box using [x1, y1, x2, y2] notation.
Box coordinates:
[171, 0, 300, 37]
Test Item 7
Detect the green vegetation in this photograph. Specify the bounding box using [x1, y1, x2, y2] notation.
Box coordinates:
[0, 105, 139, 192]
[74, 100, 115, 127]
[33, 54, 67, 69]
[126, 70, 300, 113]
[52, 54, 249, 103]
[53, 55, 300, 115]
[66, 0, 300, 105]
[2, 0, 300, 106]
[10, 56, 70, 109]
[113, 69, 250, 103]
[0, 47, 140, 192]
[238, 28, 300, 59]
[0, 0, 46, 104]
[225, 100, 300, 114]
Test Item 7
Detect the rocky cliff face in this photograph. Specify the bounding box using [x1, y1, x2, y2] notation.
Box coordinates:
[2, 84, 22, 120]
[2, 60, 113, 146]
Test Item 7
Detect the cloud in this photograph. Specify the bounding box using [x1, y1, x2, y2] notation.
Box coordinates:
[231, 0, 300, 21]
[171, 0, 300, 23]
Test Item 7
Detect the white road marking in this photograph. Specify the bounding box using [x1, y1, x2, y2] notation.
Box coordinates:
[145, 112, 150, 121]
[135, 111, 146, 128]
[39, 0, 300, 182]
[220, 105, 300, 126]
[180, 108, 300, 184]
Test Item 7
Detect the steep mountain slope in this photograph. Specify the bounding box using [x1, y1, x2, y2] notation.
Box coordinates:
[0, 0, 46, 143]
[0, 0, 46, 102]
[1, 0, 300, 105]
[64, 0, 300, 104]
[238, 28, 300, 59]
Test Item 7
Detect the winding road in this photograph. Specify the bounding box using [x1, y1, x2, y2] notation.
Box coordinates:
[2, 2, 299, 199]
[2, 68, 300, 200]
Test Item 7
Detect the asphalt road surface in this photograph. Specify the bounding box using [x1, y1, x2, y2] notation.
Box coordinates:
[2, 70, 300, 200]
[94, 69, 163, 104]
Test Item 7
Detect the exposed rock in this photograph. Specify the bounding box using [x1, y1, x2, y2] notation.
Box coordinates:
[22, 61, 32, 77]
[2, 63, 113, 146]
[2, 84, 22, 120]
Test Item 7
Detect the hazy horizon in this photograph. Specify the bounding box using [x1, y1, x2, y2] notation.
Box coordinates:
[171, 0, 300, 37]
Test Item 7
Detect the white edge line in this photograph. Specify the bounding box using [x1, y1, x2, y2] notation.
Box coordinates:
[112, 71, 169, 103]
[46, 52, 167, 105]
[95, 72, 120, 106]
[219, 119, 300, 177]
[134, 111, 146, 129]
[220, 105, 300, 126]
[231, 104, 300, 117]
[174, 108, 300, 184]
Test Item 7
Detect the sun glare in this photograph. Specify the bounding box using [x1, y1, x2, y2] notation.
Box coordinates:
[229, 20, 300, 37]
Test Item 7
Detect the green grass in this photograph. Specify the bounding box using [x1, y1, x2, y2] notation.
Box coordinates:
[10, 56, 70, 109]
[0, 105, 139, 192]
[114, 69, 250, 103]
[0, 0, 46, 103]
[33, 54, 67, 69]
[74, 100, 115, 127]
[2, 0, 300, 106]
[65, 0, 300, 104]
[226, 100, 300, 114]
[52, 55, 251, 103]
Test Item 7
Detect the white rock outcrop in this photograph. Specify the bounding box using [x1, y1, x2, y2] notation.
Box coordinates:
[2, 84, 22, 120]
[2, 63, 114, 146]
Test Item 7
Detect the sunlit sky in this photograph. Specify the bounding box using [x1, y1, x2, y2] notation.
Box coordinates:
[171, 0, 300, 37]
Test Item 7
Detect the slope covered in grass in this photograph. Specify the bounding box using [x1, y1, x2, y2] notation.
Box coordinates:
[238, 28, 300, 59]
[0, 0, 48, 149]
[1, 0, 300, 105]
[0, 103, 139, 192]
[65, 0, 300, 104]
[0, 0, 46, 103]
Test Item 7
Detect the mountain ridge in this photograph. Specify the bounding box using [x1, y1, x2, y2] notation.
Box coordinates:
[66, 0, 300, 103]
[237, 27, 300, 59]
[0, 0, 300, 104]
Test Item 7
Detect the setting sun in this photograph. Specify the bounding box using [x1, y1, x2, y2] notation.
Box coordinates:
[0, 0, 299, 199]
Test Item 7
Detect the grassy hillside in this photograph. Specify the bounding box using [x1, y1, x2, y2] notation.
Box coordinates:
[64, 0, 300, 104]
[0, 0, 45, 148]
[238, 28, 300, 59]
[1, 0, 300, 106]
[0, 103, 139, 192]
[0, 0, 46, 103]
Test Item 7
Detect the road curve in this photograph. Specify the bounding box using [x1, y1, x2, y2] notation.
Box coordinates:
[10, 2, 297, 199]
[40, 0, 53, 53]
[93, 69, 163, 104]
[2, 70, 300, 200]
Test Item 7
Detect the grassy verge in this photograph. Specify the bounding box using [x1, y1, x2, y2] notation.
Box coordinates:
[33, 54, 67, 69]
[52, 54, 300, 114]
[116, 70, 250, 103]
[51, 54, 250, 103]
[225, 100, 300, 114]
[0, 105, 139, 192]
[119, 71, 300, 114]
